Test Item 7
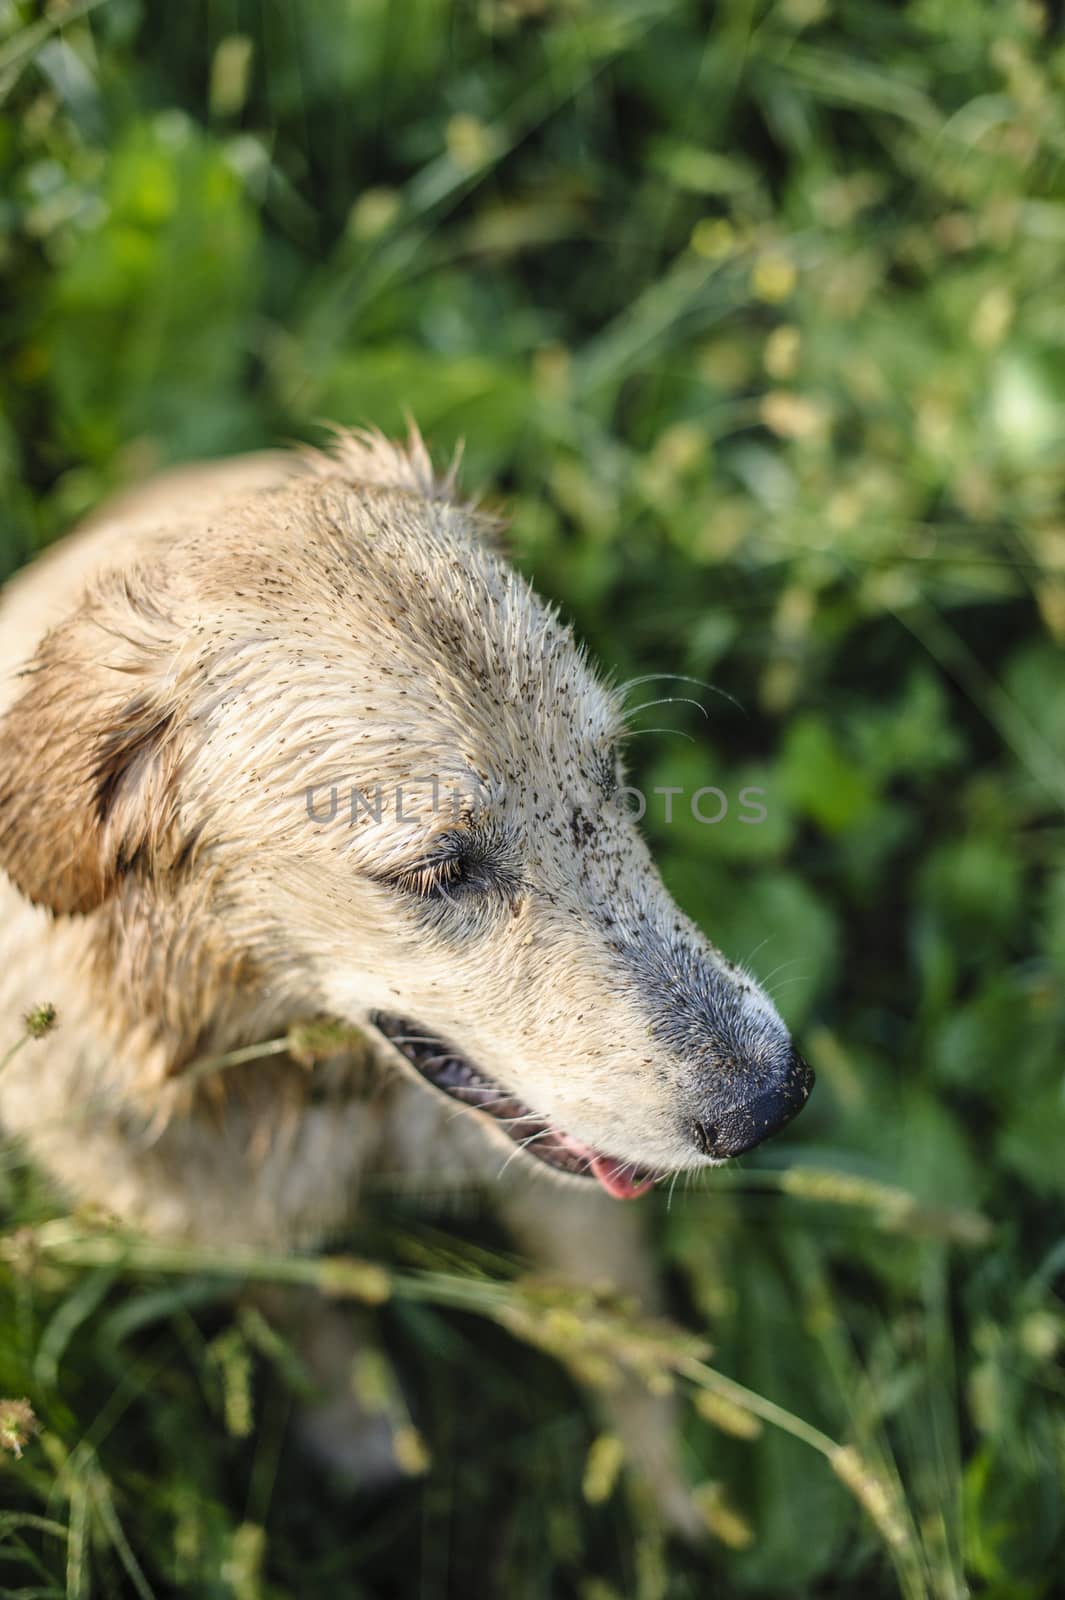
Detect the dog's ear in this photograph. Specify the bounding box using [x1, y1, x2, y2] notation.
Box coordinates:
[0, 577, 186, 915]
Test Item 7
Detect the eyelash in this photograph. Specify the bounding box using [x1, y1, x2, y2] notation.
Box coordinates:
[389, 828, 525, 904]
[393, 853, 470, 900]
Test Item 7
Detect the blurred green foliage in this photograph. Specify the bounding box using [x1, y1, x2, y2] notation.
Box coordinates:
[1, 0, 1064, 1594]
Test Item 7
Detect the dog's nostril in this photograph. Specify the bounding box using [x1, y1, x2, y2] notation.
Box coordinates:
[690, 1118, 719, 1157]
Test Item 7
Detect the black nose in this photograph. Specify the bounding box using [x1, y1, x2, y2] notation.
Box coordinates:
[692, 1051, 814, 1160]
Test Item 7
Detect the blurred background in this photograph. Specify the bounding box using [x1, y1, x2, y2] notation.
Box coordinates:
[1, 0, 1064, 1594]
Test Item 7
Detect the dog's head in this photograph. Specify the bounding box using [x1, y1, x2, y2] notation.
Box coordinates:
[0, 431, 812, 1196]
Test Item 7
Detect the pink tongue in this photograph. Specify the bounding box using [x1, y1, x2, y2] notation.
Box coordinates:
[589, 1155, 655, 1201]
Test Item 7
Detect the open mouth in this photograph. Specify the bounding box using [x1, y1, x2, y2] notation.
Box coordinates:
[371, 1012, 660, 1200]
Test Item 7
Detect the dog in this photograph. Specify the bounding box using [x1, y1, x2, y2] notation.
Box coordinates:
[0, 429, 812, 1521]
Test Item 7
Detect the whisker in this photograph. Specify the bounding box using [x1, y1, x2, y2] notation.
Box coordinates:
[741, 935, 773, 970]
[618, 726, 696, 744]
[621, 695, 709, 724]
[495, 1127, 556, 1180]
[764, 966, 805, 992]
[756, 956, 804, 989]
[617, 672, 747, 717]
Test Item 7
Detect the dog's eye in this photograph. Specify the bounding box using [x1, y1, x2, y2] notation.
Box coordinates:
[388, 828, 497, 901]
[392, 851, 471, 900]
[385, 827, 521, 906]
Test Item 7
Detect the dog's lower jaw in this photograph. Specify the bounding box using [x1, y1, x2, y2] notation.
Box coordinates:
[370, 1011, 662, 1198]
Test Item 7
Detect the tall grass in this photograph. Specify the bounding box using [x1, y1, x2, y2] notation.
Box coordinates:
[1, 0, 1064, 1594]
